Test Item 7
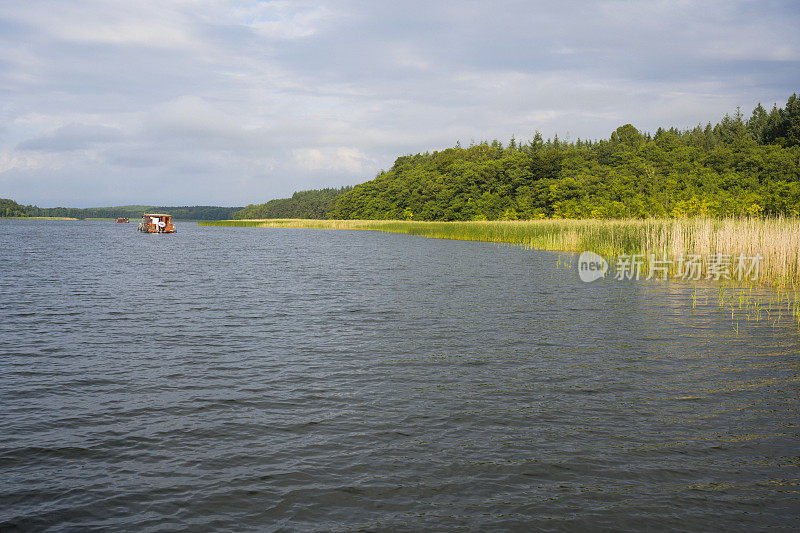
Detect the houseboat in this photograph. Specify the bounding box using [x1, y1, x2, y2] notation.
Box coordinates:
[115, 217, 129, 223]
[138, 213, 176, 233]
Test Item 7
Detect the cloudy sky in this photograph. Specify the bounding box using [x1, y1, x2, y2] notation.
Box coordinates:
[1, 0, 798, 207]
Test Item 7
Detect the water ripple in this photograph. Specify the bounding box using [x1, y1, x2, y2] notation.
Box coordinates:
[0, 220, 799, 531]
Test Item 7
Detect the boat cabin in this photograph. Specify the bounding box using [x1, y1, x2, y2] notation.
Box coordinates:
[138, 213, 176, 233]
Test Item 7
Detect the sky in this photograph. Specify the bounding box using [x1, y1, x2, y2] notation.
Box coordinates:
[1, 1, 798, 207]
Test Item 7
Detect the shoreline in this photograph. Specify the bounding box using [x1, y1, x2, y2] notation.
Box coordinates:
[1, 216, 79, 220]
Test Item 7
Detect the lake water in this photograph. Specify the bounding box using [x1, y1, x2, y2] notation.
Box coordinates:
[1, 220, 798, 531]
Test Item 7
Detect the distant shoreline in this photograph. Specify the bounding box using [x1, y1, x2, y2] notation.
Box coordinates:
[1, 216, 79, 220]
[1, 217, 204, 221]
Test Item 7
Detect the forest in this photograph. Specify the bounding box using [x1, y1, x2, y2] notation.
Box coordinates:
[238, 93, 800, 220]
[1, 198, 30, 217]
[233, 187, 352, 219]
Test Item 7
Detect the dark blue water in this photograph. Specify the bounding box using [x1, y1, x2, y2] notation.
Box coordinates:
[1, 220, 798, 531]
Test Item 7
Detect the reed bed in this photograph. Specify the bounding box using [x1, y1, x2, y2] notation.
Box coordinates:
[200, 217, 800, 288]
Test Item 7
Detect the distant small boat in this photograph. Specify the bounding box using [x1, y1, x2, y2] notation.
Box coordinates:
[115, 218, 130, 223]
[138, 213, 176, 234]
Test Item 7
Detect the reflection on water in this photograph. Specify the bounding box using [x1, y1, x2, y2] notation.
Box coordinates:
[0, 220, 798, 531]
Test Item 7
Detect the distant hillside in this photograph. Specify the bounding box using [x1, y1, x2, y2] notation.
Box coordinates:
[233, 187, 353, 219]
[1, 201, 242, 220]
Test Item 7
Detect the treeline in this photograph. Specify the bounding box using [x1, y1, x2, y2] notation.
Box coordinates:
[1, 198, 30, 217]
[326, 94, 800, 220]
[1, 201, 242, 220]
[233, 187, 353, 219]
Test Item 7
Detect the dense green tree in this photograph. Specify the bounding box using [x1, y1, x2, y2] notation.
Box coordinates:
[747, 103, 769, 142]
[1, 198, 31, 217]
[785, 93, 800, 147]
[233, 187, 352, 219]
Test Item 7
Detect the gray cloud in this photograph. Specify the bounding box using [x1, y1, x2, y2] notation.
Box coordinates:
[0, 0, 798, 206]
[18, 123, 124, 151]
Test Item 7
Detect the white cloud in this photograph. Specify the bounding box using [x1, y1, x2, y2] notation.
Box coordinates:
[0, 151, 55, 173]
[230, 1, 337, 39]
[18, 123, 124, 151]
[145, 96, 244, 140]
[293, 147, 372, 174]
[0, 0, 198, 49]
[390, 44, 431, 71]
